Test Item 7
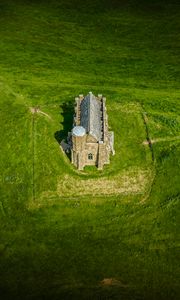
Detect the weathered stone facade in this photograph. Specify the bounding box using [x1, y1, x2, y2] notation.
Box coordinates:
[69, 92, 114, 170]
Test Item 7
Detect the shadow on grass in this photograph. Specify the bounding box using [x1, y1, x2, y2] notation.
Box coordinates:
[54, 101, 74, 161]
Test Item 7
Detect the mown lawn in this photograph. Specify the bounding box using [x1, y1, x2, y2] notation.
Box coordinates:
[0, 0, 180, 299]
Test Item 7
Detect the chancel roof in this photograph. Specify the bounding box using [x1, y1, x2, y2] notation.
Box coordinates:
[80, 92, 102, 141]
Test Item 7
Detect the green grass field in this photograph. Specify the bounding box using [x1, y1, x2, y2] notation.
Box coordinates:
[0, 1, 180, 299]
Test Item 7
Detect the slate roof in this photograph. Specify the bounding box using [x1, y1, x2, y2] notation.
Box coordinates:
[80, 92, 102, 141]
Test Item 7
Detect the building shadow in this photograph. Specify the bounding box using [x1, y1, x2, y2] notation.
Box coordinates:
[54, 101, 74, 160]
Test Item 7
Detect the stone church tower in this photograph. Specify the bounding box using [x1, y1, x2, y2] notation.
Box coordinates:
[71, 92, 114, 170]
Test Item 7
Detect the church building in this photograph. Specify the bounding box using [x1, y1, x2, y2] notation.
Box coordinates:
[70, 92, 115, 170]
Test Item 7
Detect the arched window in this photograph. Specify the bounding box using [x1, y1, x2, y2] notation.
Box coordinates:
[88, 153, 93, 160]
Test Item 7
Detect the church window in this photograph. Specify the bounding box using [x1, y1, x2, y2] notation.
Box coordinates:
[88, 153, 93, 160]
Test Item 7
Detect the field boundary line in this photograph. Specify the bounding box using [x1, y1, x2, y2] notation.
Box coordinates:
[0, 201, 6, 216]
[32, 112, 35, 201]
[141, 111, 155, 162]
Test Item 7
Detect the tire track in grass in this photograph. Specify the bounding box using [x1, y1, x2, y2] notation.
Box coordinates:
[32, 110, 35, 202]
[142, 112, 155, 162]
[0, 201, 6, 216]
[30, 106, 53, 202]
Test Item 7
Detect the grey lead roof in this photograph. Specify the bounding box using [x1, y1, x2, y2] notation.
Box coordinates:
[80, 92, 102, 141]
[72, 126, 86, 137]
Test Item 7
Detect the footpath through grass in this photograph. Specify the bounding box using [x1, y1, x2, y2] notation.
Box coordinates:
[0, 1, 180, 299]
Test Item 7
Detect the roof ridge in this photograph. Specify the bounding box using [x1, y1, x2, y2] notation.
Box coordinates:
[80, 92, 102, 141]
[89, 92, 93, 134]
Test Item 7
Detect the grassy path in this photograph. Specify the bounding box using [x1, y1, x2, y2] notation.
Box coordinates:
[143, 135, 180, 145]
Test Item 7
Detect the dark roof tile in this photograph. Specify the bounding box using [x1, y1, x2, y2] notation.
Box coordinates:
[80, 92, 102, 141]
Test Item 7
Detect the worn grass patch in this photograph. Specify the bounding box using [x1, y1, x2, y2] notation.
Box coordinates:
[57, 168, 151, 197]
